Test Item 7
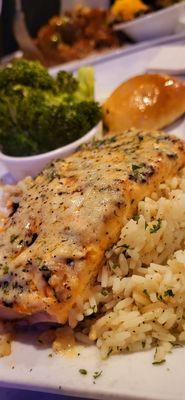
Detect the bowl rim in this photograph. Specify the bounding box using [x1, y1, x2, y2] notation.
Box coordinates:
[0, 121, 102, 163]
[113, 1, 185, 31]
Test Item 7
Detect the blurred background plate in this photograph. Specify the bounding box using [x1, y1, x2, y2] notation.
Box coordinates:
[113, 1, 185, 41]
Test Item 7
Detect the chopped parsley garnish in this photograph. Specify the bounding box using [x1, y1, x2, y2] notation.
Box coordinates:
[101, 289, 109, 296]
[107, 136, 117, 144]
[157, 293, 163, 301]
[164, 289, 174, 297]
[152, 360, 166, 365]
[132, 164, 141, 172]
[107, 348, 113, 357]
[150, 219, 162, 234]
[2, 281, 9, 289]
[35, 257, 42, 265]
[48, 353, 53, 358]
[111, 264, 119, 270]
[47, 167, 60, 183]
[10, 234, 18, 243]
[143, 289, 149, 297]
[92, 136, 116, 149]
[129, 163, 154, 183]
[3, 265, 9, 274]
[133, 214, 139, 222]
[93, 370, 102, 379]
[122, 244, 129, 249]
[79, 369, 87, 375]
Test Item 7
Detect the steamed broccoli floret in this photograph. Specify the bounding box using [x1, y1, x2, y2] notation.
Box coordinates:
[0, 92, 40, 156]
[75, 66, 95, 101]
[42, 101, 101, 150]
[0, 59, 54, 91]
[0, 98, 101, 156]
[0, 60, 101, 157]
[56, 70, 78, 94]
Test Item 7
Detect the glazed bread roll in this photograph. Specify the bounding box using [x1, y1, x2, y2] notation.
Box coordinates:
[103, 74, 185, 132]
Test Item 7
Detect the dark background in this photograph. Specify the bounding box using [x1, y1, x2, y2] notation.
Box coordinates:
[1, 0, 60, 56]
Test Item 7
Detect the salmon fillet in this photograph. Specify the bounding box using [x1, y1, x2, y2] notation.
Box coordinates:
[0, 129, 184, 323]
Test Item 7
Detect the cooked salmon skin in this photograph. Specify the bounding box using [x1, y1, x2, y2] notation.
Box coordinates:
[0, 129, 184, 323]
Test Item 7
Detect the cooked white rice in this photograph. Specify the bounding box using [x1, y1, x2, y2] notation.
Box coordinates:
[72, 168, 185, 362]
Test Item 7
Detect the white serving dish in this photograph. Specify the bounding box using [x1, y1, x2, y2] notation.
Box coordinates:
[0, 122, 102, 181]
[114, 1, 185, 42]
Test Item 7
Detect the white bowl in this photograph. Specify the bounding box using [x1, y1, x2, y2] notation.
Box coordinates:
[0, 122, 102, 181]
[113, 1, 185, 42]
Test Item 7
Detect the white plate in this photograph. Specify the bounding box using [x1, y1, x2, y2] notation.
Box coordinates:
[1, 337, 185, 400]
[49, 30, 185, 75]
[113, 1, 185, 41]
[3, 30, 185, 77]
[0, 43, 185, 400]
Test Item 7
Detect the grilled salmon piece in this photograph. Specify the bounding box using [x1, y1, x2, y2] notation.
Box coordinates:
[0, 129, 184, 323]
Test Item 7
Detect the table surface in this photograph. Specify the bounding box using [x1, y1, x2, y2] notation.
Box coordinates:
[0, 388, 83, 400]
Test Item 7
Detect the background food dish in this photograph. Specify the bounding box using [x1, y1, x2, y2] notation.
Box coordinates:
[113, 1, 185, 41]
[35, 6, 125, 67]
[2, 0, 183, 69]
[111, 0, 185, 22]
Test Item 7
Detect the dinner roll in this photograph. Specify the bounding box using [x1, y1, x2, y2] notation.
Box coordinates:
[102, 74, 185, 132]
